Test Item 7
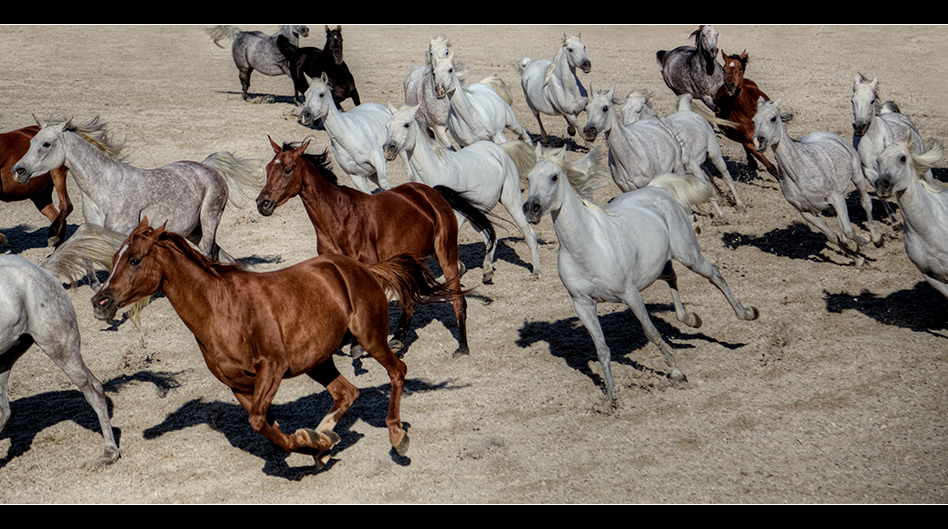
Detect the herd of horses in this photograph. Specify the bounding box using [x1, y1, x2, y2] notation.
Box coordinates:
[1, 25, 945, 471]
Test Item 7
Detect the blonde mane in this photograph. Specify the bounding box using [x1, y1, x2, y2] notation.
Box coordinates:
[46, 115, 126, 160]
[543, 34, 583, 86]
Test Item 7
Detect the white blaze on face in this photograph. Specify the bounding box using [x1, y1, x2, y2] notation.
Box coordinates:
[729, 61, 737, 68]
[101, 242, 131, 291]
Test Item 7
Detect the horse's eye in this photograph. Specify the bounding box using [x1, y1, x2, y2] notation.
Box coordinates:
[900, 155, 906, 163]
[551, 174, 558, 182]
[130, 258, 141, 266]
[42, 141, 51, 148]
[771, 116, 777, 122]
[602, 106, 608, 112]
[284, 166, 293, 175]
[404, 122, 410, 129]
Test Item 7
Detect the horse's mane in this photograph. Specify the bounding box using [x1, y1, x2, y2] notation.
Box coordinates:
[540, 146, 610, 212]
[725, 51, 748, 69]
[690, 25, 705, 45]
[895, 139, 945, 194]
[158, 230, 242, 277]
[281, 142, 339, 186]
[46, 115, 126, 160]
[543, 34, 582, 86]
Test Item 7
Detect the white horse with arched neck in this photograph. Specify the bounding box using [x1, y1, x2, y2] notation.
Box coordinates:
[518, 34, 591, 146]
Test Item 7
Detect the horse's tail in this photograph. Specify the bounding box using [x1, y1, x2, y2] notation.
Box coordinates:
[434, 185, 496, 253]
[41, 223, 126, 284]
[202, 151, 263, 208]
[498, 140, 537, 186]
[686, 96, 739, 129]
[478, 76, 514, 106]
[368, 255, 467, 314]
[647, 173, 713, 211]
[205, 25, 242, 48]
[516, 57, 532, 76]
[656, 50, 668, 66]
[880, 100, 902, 115]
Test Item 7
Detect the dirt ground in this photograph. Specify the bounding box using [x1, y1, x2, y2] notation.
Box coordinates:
[1, 25, 946, 504]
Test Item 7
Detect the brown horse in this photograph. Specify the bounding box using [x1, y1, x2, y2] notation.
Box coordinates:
[713, 50, 778, 178]
[1, 126, 72, 246]
[90, 218, 454, 467]
[256, 138, 494, 358]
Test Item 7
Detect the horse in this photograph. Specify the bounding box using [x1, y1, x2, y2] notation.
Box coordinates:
[256, 139, 492, 358]
[522, 146, 759, 401]
[89, 219, 455, 468]
[751, 97, 882, 264]
[875, 140, 948, 299]
[518, 33, 592, 147]
[582, 86, 725, 219]
[299, 73, 392, 193]
[621, 90, 746, 214]
[1, 126, 73, 246]
[11, 116, 260, 266]
[432, 57, 532, 147]
[656, 25, 725, 113]
[404, 36, 455, 148]
[851, 73, 933, 226]
[276, 25, 360, 108]
[0, 254, 119, 466]
[384, 104, 541, 282]
[205, 25, 309, 101]
[713, 50, 779, 178]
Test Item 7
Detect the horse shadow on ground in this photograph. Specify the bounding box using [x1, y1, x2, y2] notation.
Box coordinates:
[0, 223, 66, 255]
[824, 282, 948, 335]
[141, 372, 465, 480]
[515, 303, 747, 395]
[216, 90, 298, 106]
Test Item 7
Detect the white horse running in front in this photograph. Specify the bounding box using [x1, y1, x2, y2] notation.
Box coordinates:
[404, 36, 455, 148]
[752, 97, 882, 263]
[518, 33, 591, 146]
[522, 146, 759, 400]
[875, 140, 948, 299]
[299, 72, 393, 193]
[433, 57, 532, 147]
[622, 90, 745, 213]
[383, 104, 540, 283]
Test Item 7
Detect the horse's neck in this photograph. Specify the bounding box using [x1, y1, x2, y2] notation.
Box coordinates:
[770, 121, 804, 180]
[550, 186, 600, 255]
[297, 164, 350, 246]
[320, 103, 354, 146]
[447, 78, 480, 121]
[898, 179, 948, 237]
[550, 49, 580, 93]
[403, 126, 444, 184]
[62, 132, 127, 203]
[154, 246, 222, 333]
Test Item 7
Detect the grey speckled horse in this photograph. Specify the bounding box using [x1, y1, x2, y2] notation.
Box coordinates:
[0, 252, 120, 466]
[404, 36, 455, 148]
[206, 24, 309, 100]
[656, 25, 724, 113]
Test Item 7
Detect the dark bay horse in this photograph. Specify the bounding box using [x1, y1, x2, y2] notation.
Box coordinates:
[713, 50, 778, 178]
[90, 218, 453, 467]
[255, 139, 493, 358]
[1, 126, 73, 246]
[277, 25, 360, 108]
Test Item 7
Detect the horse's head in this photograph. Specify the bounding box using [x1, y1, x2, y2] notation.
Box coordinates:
[582, 86, 618, 142]
[325, 25, 344, 66]
[620, 89, 653, 126]
[299, 73, 333, 125]
[433, 58, 460, 99]
[11, 117, 71, 184]
[91, 218, 166, 322]
[427, 36, 453, 71]
[694, 25, 719, 75]
[383, 104, 420, 160]
[256, 137, 310, 216]
[875, 139, 943, 197]
[721, 50, 748, 97]
[524, 145, 569, 224]
[751, 96, 784, 152]
[851, 74, 880, 137]
[563, 34, 591, 74]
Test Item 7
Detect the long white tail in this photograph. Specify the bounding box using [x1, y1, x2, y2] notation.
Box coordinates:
[205, 25, 242, 48]
[478, 75, 514, 106]
[648, 173, 713, 211]
[41, 223, 126, 284]
[202, 151, 263, 207]
[499, 141, 538, 186]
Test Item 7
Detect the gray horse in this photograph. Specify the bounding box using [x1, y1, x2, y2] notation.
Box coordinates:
[206, 25, 309, 101]
[656, 25, 724, 112]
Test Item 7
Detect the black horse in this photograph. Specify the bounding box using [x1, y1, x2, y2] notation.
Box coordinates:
[277, 25, 360, 109]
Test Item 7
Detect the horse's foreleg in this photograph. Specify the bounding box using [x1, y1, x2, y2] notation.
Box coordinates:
[0, 336, 33, 433]
[500, 185, 542, 280]
[852, 173, 883, 247]
[571, 297, 618, 400]
[827, 195, 869, 251]
[306, 361, 358, 466]
[533, 111, 549, 146]
[707, 141, 746, 212]
[349, 319, 409, 455]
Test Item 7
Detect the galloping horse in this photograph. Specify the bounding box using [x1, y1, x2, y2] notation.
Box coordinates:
[714, 50, 778, 178]
[404, 36, 455, 147]
[206, 25, 309, 101]
[1, 126, 73, 246]
[90, 218, 454, 468]
[656, 24, 724, 112]
[255, 139, 491, 358]
[277, 25, 360, 108]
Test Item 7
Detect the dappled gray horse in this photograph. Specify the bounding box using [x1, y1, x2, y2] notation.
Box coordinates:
[752, 97, 882, 264]
[656, 25, 724, 112]
[206, 24, 309, 100]
[404, 36, 455, 148]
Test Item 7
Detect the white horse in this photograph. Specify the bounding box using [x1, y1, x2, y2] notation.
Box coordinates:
[518, 33, 592, 146]
[432, 57, 532, 147]
[622, 90, 746, 214]
[522, 146, 759, 400]
[205, 25, 309, 101]
[851, 74, 934, 225]
[383, 104, 540, 283]
[404, 36, 455, 148]
[752, 97, 882, 263]
[299, 72, 393, 193]
[875, 140, 948, 299]
[0, 252, 120, 466]
[11, 116, 260, 264]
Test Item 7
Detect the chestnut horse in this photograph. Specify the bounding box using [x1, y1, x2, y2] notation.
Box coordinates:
[1, 126, 72, 246]
[91, 218, 454, 467]
[255, 139, 493, 358]
[713, 50, 778, 178]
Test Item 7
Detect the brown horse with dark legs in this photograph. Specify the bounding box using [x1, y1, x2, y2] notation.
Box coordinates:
[1, 126, 72, 246]
[714, 50, 779, 178]
[90, 218, 454, 467]
[255, 138, 493, 358]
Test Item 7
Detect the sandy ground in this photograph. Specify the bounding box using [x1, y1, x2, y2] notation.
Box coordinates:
[0, 25, 946, 504]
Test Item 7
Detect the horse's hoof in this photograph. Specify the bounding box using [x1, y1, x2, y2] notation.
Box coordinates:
[458, 261, 467, 277]
[47, 236, 60, 247]
[567, 126, 576, 136]
[744, 306, 760, 321]
[0, 234, 6, 245]
[88, 447, 120, 468]
[452, 346, 470, 359]
[393, 430, 410, 456]
[668, 369, 688, 384]
[482, 270, 494, 285]
[682, 313, 702, 328]
[350, 344, 364, 359]
[388, 338, 404, 353]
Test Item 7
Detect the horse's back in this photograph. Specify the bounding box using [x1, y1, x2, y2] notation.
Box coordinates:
[0, 255, 77, 347]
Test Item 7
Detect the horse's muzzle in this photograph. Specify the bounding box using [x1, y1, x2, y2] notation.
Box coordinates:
[11, 164, 33, 184]
[256, 197, 276, 216]
[581, 60, 591, 74]
[523, 200, 543, 225]
[852, 121, 868, 137]
[91, 291, 119, 321]
[582, 126, 598, 142]
[383, 142, 399, 161]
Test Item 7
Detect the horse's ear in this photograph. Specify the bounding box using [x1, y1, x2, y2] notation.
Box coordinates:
[534, 142, 543, 159]
[325, 25, 331, 33]
[32, 114, 45, 128]
[137, 217, 150, 231]
[320, 71, 330, 84]
[268, 135, 282, 154]
[388, 102, 398, 113]
[552, 146, 568, 160]
[298, 140, 311, 154]
[153, 221, 168, 240]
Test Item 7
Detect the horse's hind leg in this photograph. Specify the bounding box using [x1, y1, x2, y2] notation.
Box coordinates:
[306, 360, 358, 467]
[349, 319, 409, 455]
[0, 336, 33, 433]
[239, 67, 253, 100]
[707, 140, 746, 212]
[615, 290, 688, 384]
[674, 243, 759, 322]
[659, 261, 702, 328]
